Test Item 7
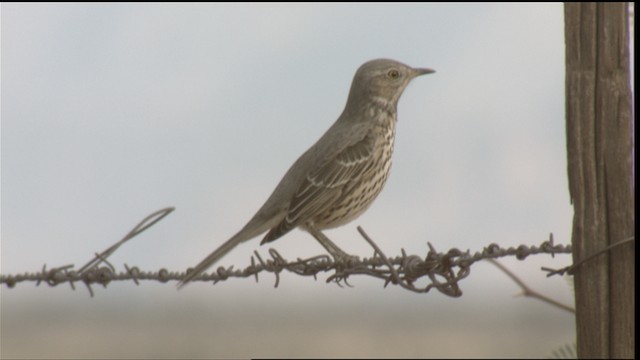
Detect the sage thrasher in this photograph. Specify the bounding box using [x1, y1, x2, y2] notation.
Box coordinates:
[178, 59, 434, 288]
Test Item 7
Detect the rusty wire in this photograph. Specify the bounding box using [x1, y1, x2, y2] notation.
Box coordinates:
[0, 207, 574, 297]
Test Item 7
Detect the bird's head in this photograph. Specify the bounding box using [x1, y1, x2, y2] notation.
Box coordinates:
[347, 58, 434, 108]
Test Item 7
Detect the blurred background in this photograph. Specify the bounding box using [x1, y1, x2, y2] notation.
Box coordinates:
[1, 3, 576, 358]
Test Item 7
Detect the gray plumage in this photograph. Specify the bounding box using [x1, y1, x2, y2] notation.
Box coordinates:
[178, 59, 433, 288]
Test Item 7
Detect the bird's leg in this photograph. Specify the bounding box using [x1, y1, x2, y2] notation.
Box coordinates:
[305, 223, 358, 262]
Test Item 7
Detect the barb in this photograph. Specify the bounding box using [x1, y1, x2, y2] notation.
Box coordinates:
[541, 236, 634, 277]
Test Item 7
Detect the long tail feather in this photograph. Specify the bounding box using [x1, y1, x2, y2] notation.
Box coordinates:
[177, 233, 247, 289]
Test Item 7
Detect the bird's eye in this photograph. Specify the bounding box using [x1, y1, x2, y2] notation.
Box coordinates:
[387, 69, 400, 79]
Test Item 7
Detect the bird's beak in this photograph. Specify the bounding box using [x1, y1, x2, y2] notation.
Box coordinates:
[413, 68, 435, 77]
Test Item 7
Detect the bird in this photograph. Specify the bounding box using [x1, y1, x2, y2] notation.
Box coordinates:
[178, 58, 434, 288]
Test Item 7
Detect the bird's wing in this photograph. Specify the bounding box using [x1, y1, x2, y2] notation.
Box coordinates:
[261, 133, 375, 243]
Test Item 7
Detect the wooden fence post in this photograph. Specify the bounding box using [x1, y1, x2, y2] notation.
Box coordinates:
[565, 3, 634, 358]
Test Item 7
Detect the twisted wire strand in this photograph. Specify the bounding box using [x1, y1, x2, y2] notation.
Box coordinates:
[1, 207, 586, 298]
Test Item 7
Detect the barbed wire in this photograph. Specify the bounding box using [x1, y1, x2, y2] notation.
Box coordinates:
[1, 207, 573, 297]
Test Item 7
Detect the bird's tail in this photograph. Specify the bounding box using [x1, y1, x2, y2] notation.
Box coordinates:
[177, 232, 248, 289]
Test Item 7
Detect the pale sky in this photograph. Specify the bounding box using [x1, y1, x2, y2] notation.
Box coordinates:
[1, 3, 577, 358]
